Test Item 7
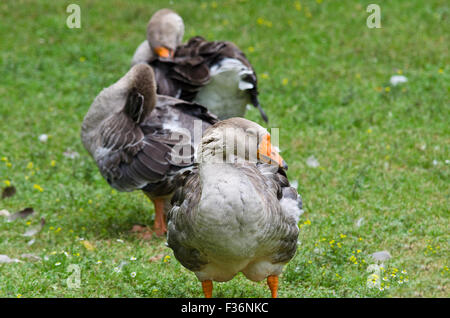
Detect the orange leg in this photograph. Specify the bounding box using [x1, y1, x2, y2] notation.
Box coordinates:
[202, 280, 213, 298]
[152, 198, 167, 237]
[267, 275, 278, 298]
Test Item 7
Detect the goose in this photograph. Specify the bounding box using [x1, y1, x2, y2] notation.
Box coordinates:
[167, 118, 303, 298]
[131, 9, 268, 122]
[81, 63, 218, 236]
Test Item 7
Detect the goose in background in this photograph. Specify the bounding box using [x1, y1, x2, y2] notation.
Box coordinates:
[167, 118, 303, 297]
[81, 63, 218, 236]
[131, 9, 268, 122]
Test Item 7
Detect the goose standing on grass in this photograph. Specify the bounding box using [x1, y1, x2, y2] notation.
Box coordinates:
[131, 9, 268, 122]
[81, 63, 218, 236]
[167, 118, 303, 298]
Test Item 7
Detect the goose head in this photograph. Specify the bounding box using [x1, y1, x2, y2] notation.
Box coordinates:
[197, 117, 288, 169]
[147, 9, 184, 59]
[119, 63, 157, 122]
[81, 63, 158, 157]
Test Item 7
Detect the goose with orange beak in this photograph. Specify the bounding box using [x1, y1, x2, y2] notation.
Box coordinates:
[167, 118, 303, 298]
[131, 9, 269, 122]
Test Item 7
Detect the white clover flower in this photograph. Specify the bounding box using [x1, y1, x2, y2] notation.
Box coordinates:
[55, 262, 61, 266]
[130, 256, 137, 261]
[38, 134, 48, 143]
[130, 272, 136, 278]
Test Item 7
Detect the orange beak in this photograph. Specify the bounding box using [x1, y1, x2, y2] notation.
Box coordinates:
[258, 134, 288, 170]
[154, 46, 174, 59]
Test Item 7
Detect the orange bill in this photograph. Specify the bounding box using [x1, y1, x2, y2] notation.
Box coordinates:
[154, 46, 174, 58]
[258, 134, 288, 170]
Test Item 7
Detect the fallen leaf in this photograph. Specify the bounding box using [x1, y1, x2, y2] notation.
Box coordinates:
[20, 254, 41, 262]
[23, 218, 45, 237]
[81, 240, 95, 251]
[8, 207, 34, 221]
[2, 186, 16, 199]
[149, 254, 164, 263]
[389, 75, 408, 86]
[370, 250, 392, 262]
[0, 255, 22, 263]
[0, 209, 11, 217]
[356, 217, 364, 227]
[131, 224, 154, 240]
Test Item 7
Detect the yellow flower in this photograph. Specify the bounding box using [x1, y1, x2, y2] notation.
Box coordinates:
[367, 128, 372, 134]
[6, 162, 12, 167]
[282, 78, 289, 86]
[397, 69, 403, 74]
[340, 233, 347, 239]
[337, 242, 342, 248]
[438, 68, 443, 74]
[79, 56, 86, 62]
[316, 0, 322, 3]
[294, 1, 302, 11]
[385, 86, 391, 92]
[33, 184, 44, 192]
[163, 255, 171, 263]
[17, 294, 22, 298]
[304, 219, 311, 225]
[55, 227, 62, 233]
[27, 162, 33, 169]
[1, 157, 7, 161]
[50, 160, 56, 167]
[247, 46, 255, 53]
[329, 240, 335, 245]
[4, 180, 11, 186]
[261, 73, 269, 79]
[356, 249, 361, 253]
[211, 1, 217, 9]
[358, 237, 363, 241]
[88, 199, 93, 204]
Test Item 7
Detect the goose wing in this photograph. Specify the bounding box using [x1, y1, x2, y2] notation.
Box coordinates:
[95, 94, 218, 195]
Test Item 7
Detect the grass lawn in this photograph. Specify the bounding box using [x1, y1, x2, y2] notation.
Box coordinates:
[0, 0, 448, 298]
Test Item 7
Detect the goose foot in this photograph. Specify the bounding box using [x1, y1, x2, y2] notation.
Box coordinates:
[201, 280, 213, 298]
[267, 275, 278, 298]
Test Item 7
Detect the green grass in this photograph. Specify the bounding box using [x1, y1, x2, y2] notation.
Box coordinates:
[0, 0, 448, 298]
